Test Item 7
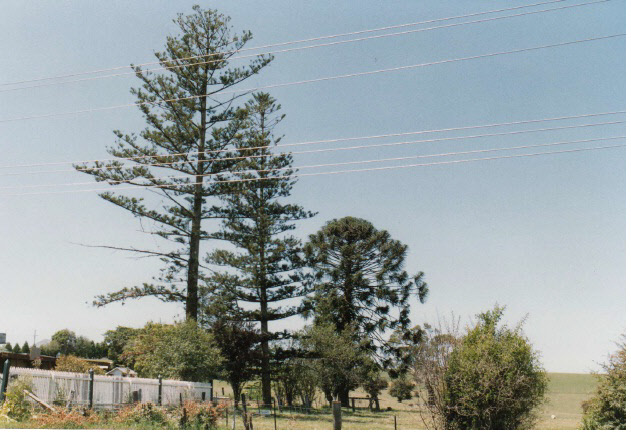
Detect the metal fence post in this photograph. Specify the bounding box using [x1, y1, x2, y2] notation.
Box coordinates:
[332, 400, 342, 430]
[88, 369, 94, 409]
[158, 375, 162, 406]
[0, 359, 10, 403]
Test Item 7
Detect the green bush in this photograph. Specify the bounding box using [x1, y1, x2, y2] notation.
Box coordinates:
[581, 338, 625, 430]
[0, 378, 34, 422]
[389, 377, 415, 403]
[443, 306, 547, 430]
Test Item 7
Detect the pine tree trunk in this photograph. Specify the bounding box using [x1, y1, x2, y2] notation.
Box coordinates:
[185, 93, 207, 322]
[260, 310, 272, 406]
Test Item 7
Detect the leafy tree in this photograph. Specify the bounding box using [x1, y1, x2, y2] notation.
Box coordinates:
[443, 306, 547, 430]
[11, 344, 21, 354]
[51, 329, 77, 355]
[122, 320, 223, 381]
[20, 342, 30, 354]
[207, 318, 261, 406]
[103, 326, 140, 365]
[40, 340, 61, 357]
[581, 337, 626, 430]
[55, 355, 105, 375]
[75, 6, 272, 322]
[207, 93, 314, 404]
[389, 376, 415, 403]
[299, 324, 369, 407]
[303, 216, 427, 403]
[361, 366, 389, 411]
[2, 343, 11, 353]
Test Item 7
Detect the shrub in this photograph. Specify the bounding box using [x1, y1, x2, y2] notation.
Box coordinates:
[33, 408, 100, 429]
[442, 306, 547, 429]
[581, 338, 625, 430]
[389, 377, 415, 402]
[55, 355, 105, 374]
[122, 320, 223, 381]
[0, 378, 34, 422]
[180, 401, 223, 429]
[116, 402, 172, 428]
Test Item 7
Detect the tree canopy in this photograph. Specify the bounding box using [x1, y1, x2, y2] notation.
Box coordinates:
[76, 6, 272, 321]
[122, 320, 223, 381]
[206, 92, 314, 404]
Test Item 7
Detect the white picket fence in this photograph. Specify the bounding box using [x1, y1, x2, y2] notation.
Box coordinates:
[3, 367, 214, 409]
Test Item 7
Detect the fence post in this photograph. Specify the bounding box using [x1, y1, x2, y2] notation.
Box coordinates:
[88, 369, 94, 409]
[394, 415, 397, 430]
[272, 397, 277, 430]
[351, 397, 355, 412]
[210, 379, 214, 404]
[0, 359, 10, 403]
[157, 375, 162, 406]
[332, 400, 342, 430]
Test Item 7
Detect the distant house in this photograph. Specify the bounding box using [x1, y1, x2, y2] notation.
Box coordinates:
[0, 352, 57, 370]
[81, 358, 114, 372]
[106, 367, 138, 377]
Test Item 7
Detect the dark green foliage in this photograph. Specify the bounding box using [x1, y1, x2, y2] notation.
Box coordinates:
[122, 320, 223, 381]
[51, 329, 77, 355]
[443, 306, 547, 430]
[302, 217, 427, 404]
[11, 343, 21, 354]
[303, 217, 427, 352]
[2, 343, 11, 353]
[298, 324, 370, 406]
[206, 319, 261, 405]
[75, 6, 272, 322]
[361, 365, 389, 410]
[20, 342, 29, 354]
[581, 338, 625, 430]
[103, 327, 140, 365]
[206, 93, 314, 404]
[389, 376, 415, 403]
[39, 329, 107, 359]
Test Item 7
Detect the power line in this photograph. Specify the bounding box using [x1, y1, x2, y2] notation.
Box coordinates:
[0, 110, 623, 172]
[0, 33, 623, 124]
[1, 143, 623, 197]
[0, 0, 582, 87]
[1, 136, 621, 191]
[0, 0, 608, 93]
[0, 120, 624, 180]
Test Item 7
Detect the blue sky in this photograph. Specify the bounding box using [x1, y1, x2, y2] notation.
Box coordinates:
[0, 0, 625, 373]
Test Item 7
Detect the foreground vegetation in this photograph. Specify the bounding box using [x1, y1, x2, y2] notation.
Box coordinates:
[0, 374, 598, 430]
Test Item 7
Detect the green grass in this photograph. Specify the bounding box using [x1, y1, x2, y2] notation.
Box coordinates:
[0, 373, 597, 429]
[535, 373, 599, 430]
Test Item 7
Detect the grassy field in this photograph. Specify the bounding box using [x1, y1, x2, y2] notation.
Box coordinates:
[0, 372, 597, 429]
[220, 372, 597, 430]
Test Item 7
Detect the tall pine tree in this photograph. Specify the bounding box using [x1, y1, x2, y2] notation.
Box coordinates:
[303, 216, 428, 406]
[206, 92, 314, 405]
[76, 7, 272, 321]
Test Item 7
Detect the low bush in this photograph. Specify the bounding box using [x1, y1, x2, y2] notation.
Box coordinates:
[443, 307, 547, 429]
[581, 338, 625, 430]
[0, 378, 34, 422]
[389, 377, 415, 403]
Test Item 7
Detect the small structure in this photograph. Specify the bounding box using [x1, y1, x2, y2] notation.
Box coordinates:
[106, 366, 138, 377]
[0, 352, 56, 370]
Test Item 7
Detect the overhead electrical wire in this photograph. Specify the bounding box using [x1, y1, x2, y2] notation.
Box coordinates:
[0, 0, 609, 93]
[0, 144, 623, 197]
[0, 136, 622, 191]
[0, 33, 623, 124]
[0, 0, 590, 88]
[0, 111, 623, 173]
